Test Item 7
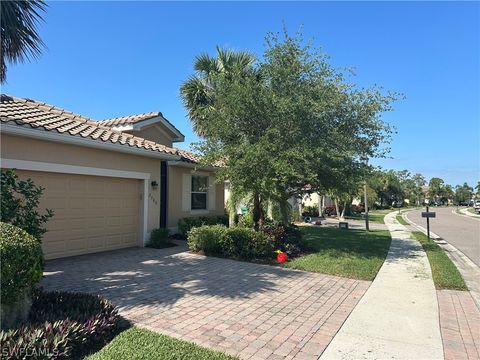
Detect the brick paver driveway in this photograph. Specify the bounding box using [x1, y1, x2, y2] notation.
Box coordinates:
[42, 246, 370, 359]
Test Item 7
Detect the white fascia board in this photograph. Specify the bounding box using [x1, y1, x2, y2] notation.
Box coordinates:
[1, 123, 181, 161]
[166, 160, 217, 172]
[133, 116, 185, 142]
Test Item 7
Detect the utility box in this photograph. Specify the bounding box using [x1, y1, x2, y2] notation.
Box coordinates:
[339, 222, 349, 229]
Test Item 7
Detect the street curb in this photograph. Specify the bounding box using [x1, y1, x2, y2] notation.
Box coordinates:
[452, 207, 480, 219]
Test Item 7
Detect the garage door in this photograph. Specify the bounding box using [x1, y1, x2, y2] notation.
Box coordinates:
[16, 170, 142, 259]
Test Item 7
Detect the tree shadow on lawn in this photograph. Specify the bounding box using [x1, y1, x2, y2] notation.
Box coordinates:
[40, 246, 306, 313]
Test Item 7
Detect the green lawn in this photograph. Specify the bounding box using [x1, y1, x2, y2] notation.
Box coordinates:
[411, 231, 467, 290]
[345, 209, 393, 224]
[396, 215, 409, 225]
[284, 227, 392, 280]
[86, 327, 237, 360]
[467, 208, 478, 215]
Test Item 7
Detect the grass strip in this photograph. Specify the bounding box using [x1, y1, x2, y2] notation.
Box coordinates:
[396, 215, 409, 225]
[411, 231, 467, 290]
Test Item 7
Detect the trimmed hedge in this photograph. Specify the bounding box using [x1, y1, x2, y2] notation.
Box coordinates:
[147, 228, 175, 249]
[0, 289, 121, 359]
[1, 222, 43, 329]
[188, 225, 273, 260]
[178, 215, 228, 236]
[0, 222, 43, 306]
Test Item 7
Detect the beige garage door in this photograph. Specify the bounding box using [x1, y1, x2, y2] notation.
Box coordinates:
[16, 170, 142, 259]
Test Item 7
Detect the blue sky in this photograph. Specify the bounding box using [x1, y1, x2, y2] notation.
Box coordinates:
[3, 1, 479, 186]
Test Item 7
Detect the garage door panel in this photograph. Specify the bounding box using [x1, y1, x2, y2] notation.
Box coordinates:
[15, 170, 141, 259]
[69, 178, 87, 193]
[42, 240, 67, 256]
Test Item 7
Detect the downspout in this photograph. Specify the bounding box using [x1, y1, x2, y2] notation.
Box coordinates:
[160, 161, 168, 228]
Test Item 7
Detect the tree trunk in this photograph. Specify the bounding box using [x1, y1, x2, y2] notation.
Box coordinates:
[340, 201, 346, 220]
[319, 195, 324, 217]
[334, 198, 340, 220]
[252, 192, 262, 231]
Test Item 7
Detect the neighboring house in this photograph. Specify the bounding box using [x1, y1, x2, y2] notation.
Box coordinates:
[0, 95, 224, 259]
[302, 193, 334, 211]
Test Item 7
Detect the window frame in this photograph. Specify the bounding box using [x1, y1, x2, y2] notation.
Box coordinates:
[191, 175, 208, 210]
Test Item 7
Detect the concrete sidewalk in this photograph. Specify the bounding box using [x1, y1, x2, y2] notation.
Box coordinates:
[320, 211, 444, 360]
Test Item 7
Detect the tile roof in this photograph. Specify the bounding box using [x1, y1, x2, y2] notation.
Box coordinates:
[0, 95, 179, 157]
[176, 148, 201, 164]
[99, 112, 161, 127]
[98, 112, 185, 141]
[0, 95, 211, 167]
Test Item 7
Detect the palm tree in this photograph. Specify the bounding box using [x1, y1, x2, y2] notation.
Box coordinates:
[180, 46, 255, 135]
[1, 0, 47, 83]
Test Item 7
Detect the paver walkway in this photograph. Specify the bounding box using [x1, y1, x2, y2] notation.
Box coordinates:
[321, 212, 444, 359]
[438, 290, 480, 360]
[41, 245, 370, 359]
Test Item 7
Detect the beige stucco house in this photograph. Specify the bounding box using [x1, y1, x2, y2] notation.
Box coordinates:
[0, 95, 224, 259]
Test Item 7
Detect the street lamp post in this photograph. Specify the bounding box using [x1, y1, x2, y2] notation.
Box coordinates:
[364, 179, 369, 232]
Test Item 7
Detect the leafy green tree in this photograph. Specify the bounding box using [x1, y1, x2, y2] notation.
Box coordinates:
[1, 169, 53, 241]
[1, 0, 47, 83]
[454, 183, 473, 205]
[428, 177, 445, 202]
[187, 30, 397, 228]
[410, 173, 426, 205]
[368, 169, 404, 208]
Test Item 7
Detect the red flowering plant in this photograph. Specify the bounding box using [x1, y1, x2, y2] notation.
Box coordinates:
[275, 250, 288, 263]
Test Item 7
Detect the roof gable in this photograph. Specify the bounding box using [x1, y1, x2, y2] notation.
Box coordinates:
[98, 112, 184, 142]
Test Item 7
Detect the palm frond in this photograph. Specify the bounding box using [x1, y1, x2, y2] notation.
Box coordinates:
[1, 0, 47, 83]
[194, 53, 219, 75]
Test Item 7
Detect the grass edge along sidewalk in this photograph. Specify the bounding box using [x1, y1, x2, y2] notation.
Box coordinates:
[411, 231, 467, 291]
[86, 327, 237, 360]
[285, 226, 392, 281]
[346, 209, 392, 224]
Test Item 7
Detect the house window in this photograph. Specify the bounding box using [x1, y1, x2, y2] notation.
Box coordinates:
[191, 175, 208, 210]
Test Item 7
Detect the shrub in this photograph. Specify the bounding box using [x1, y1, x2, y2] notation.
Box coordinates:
[1, 169, 54, 241]
[223, 227, 273, 260]
[324, 206, 337, 216]
[178, 215, 228, 236]
[0, 222, 43, 329]
[261, 223, 305, 257]
[146, 228, 174, 249]
[351, 205, 365, 215]
[187, 225, 227, 255]
[0, 289, 121, 359]
[237, 211, 254, 228]
[187, 225, 274, 260]
[302, 205, 319, 217]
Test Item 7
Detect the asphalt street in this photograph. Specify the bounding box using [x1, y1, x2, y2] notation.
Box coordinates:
[406, 207, 480, 266]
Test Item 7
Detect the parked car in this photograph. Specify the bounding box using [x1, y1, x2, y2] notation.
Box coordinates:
[474, 200, 480, 214]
